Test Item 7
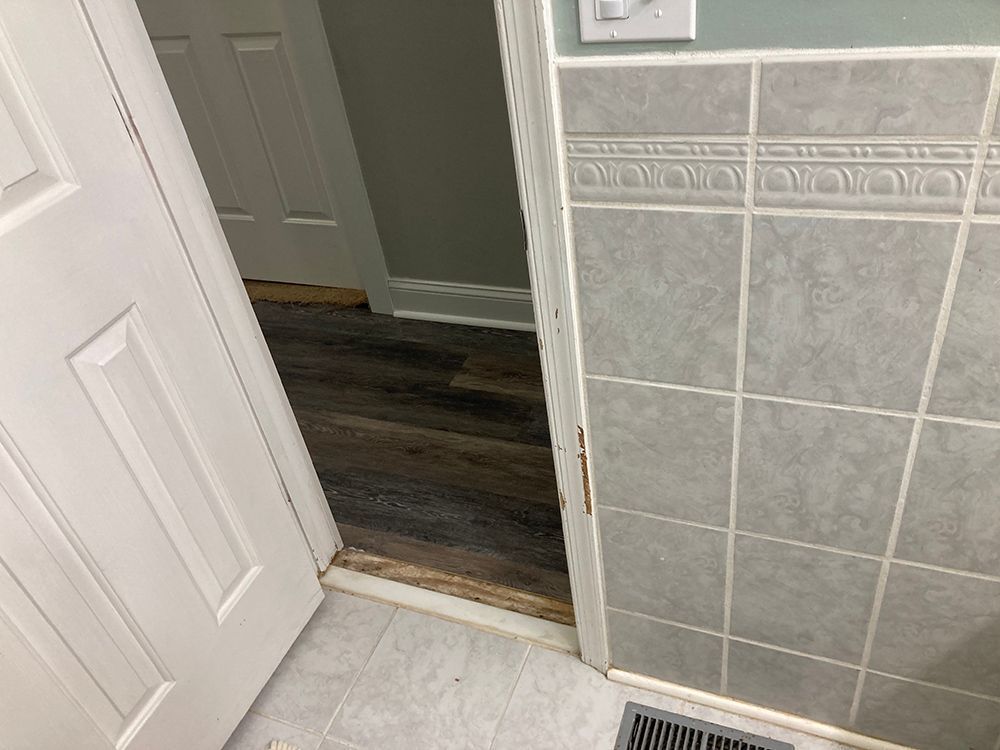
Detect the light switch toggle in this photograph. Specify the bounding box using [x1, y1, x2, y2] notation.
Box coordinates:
[596, 0, 629, 20]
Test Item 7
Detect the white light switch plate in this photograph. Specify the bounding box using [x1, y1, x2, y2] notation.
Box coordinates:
[578, 0, 695, 43]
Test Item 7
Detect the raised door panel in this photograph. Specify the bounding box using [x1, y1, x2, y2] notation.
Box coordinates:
[150, 36, 250, 220]
[0, 23, 75, 231]
[136, 0, 366, 287]
[0, 426, 170, 748]
[70, 306, 261, 623]
[0, 612, 109, 750]
[227, 32, 336, 224]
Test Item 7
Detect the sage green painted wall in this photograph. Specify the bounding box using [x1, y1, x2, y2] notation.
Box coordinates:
[555, 0, 1000, 56]
[319, 0, 529, 289]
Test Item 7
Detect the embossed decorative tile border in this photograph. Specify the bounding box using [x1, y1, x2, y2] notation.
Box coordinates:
[755, 142, 977, 213]
[566, 138, 748, 206]
[975, 145, 1000, 215]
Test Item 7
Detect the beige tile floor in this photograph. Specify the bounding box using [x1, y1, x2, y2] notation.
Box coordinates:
[223, 589, 854, 750]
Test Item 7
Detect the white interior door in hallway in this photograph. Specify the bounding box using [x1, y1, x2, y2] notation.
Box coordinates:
[0, 1, 326, 747]
[137, 0, 388, 300]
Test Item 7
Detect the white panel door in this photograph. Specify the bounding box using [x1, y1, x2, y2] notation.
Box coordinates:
[0, 2, 324, 748]
[137, 0, 370, 290]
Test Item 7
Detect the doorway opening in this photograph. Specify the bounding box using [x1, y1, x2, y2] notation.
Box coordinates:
[136, 0, 572, 624]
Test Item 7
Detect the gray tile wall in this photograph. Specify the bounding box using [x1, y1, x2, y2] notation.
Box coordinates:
[560, 53, 1000, 750]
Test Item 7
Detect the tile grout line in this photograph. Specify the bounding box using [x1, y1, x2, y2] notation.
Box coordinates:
[751, 206, 964, 223]
[721, 57, 761, 696]
[555, 45, 1000, 66]
[570, 199, 969, 224]
[570, 199, 745, 215]
[602, 502, 1000, 584]
[602, 505, 729, 532]
[607, 606, 724, 639]
[243, 708, 326, 737]
[487, 645, 533, 750]
[565, 131, 982, 145]
[588, 372, 1000, 429]
[848, 57, 1000, 726]
[312, 734, 363, 750]
[586, 373, 735, 398]
[864, 669, 1000, 705]
[319, 607, 399, 743]
[924, 411, 1000, 431]
[740, 391, 914, 419]
[607, 606, 1000, 704]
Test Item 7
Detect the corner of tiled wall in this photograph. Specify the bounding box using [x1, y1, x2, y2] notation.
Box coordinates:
[558, 50, 1000, 749]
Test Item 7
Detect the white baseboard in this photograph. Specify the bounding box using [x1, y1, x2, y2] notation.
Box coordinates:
[320, 566, 578, 655]
[608, 669, 912, 750]
[387, 277, 536, 331]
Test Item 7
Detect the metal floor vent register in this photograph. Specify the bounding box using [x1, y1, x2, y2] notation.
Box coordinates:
[614, 703, 794, 750]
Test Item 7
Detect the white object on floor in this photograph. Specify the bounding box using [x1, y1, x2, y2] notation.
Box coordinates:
[267, 742, 300, 750]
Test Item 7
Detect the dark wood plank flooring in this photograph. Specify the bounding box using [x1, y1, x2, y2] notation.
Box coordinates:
[253, 301, 571, 601]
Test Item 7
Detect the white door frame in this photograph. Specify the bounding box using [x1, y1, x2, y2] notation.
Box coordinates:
[98, 0, 609, 671]
[492, 0, 609, 671]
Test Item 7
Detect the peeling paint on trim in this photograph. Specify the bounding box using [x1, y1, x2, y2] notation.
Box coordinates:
[577, 425, 593, 515]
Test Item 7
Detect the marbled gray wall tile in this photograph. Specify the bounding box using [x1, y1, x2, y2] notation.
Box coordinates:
[730, 536, 880, 662]
[566, 139, 749, 207]
[929, 223, 1000, 419]
[600, 508, 727, 631]
[759, 57, 994, 136]
[587, 378, 734, 526]
[856, 673, 1000, 750]
[726, 642, 858, 725]
[562, 52, 1000, 738]
[574, 207, 742, 388]
[896, 421, 1000, 576]
[755, 141, 976, 214]
[869, 564, 1000, 696]
[607, 609, 723, 692]
[560, 63, 752, 135]
[745, 215, 956, 409]
[737, 399, 911, 553]
[975, 146, 1000, 214]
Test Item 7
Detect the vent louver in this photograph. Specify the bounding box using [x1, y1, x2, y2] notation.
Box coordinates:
[614, 702, 795, 750]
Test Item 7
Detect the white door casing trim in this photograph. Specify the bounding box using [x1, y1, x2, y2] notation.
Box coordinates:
[492, 0, 609, 670]
[99, 0, 609, 670]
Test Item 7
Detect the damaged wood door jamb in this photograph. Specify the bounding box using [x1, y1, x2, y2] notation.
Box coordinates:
[493, 0, 610, 671]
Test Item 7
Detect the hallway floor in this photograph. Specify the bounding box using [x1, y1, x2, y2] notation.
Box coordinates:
[223, 589, 851, 750]
[253, 301, 570, 602]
